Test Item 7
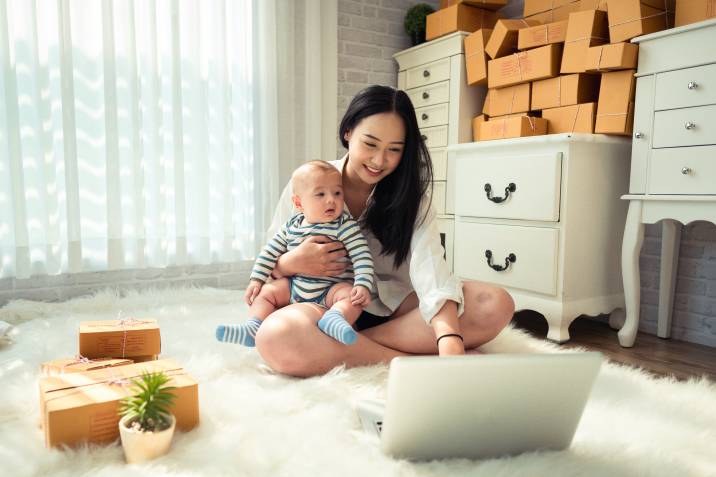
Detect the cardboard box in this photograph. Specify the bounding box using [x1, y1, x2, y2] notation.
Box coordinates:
[479, 115, 548, 140]
[531, 73, 600, 110]
[518, 20, 568, 49]
[524, 0, 579, 17]
[675, 0, 716, 27]
[131, 354, 159, 363]
[561, 9, 609, 74]
[426, 4, 500, 41]
[595, 69, 636, 135]
[39, 359, 200, 448]
[585, 42, 639, 72]
[488, 43, 563, 88]
[579, 0, 608, 11]
[41, 357, 134, 376]
[465, 29, 492, 85]
[483, 83, 532, 116]
[606, 0, 675, 43]
[472, 114, 488, 141]
[542, 102, 596, 133]
[79, 318, 161, 359]
[485, 19, 539, 59]
[525, 2, 581, 22]
[440, 0, 507, 10]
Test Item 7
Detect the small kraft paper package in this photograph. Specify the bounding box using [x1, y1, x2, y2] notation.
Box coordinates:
[79, 318, 161, 359]
[595, 69, 636, 135]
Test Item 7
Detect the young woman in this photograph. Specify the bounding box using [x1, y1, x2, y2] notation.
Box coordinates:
[255, 85, 515, 377]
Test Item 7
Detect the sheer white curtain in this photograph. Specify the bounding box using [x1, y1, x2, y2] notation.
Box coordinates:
[0, 0, 279, 279]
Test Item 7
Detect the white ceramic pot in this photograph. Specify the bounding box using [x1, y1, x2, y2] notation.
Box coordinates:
[119, 413, 176, 464]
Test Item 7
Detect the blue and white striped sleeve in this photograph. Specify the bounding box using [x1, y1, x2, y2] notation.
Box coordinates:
[338, 218, 374, 291]
[250, 223, 290, 283]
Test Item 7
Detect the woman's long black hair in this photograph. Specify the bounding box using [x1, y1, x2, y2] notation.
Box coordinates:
[339, 85, 433, 270]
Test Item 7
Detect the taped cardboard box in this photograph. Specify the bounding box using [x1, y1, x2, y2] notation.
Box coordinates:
[426, 4, 500, 41]
[524, 0, 579, 17]
[675, 0, 716, 26]
[39, 358, 199, 448]
[479, 115, 548, 140]
[483, 83, 531, 116]
[531, 73, 600, 110]
[132, 354, 159, 362]
[465, 29, 492, 85]
[488, 43, 563, 88]
[79, 318, 161, 359]
[561, 9, 609, 74]
[472, 114, 488, 141]
[585, 42, 639, 72]
[595, 69, 636, 135]
[525, 2, 581, 22]
[41, 357, 134, 376]
[485, 19, 539, 59]
[606, 0, 675, 43]
[542, 102, 596, 133]
[579, 0, 608, 11]
[440, 0, 507, 10]
[518, 20, 568, 50]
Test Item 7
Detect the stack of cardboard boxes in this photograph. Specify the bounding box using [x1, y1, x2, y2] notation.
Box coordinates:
[430, 0, 713, 142]
[38, 318, 200, 448]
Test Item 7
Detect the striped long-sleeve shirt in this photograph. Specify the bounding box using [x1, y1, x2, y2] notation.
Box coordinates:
[250, 211, 375, 292]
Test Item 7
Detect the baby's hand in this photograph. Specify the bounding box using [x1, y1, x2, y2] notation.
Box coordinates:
[350, 285, 371, 307]
[245, 280, 263, 305]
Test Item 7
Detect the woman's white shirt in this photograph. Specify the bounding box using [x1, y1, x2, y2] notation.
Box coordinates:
[265, 156, 464, 323]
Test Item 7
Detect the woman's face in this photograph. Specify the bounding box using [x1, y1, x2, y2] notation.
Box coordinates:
[344, 112, 406, 186]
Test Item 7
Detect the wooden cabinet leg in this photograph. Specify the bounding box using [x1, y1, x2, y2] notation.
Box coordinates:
[619, 200, 645, 347]
[658, 220, 681, 339]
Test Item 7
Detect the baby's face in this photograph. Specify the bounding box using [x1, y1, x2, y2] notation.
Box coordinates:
[296, 171, 344, 223]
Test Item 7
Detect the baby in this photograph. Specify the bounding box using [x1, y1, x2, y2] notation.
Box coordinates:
[216, 160, 374, 346]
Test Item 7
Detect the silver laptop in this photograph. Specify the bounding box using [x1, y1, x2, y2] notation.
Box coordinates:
[356, 352, 603, 461]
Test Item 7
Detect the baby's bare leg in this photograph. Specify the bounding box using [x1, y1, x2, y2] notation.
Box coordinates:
[324, 282, 362, 324]
[317, 282, 361, 345]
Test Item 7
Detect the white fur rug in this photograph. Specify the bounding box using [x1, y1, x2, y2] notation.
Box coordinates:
[1, 287, 715, 477]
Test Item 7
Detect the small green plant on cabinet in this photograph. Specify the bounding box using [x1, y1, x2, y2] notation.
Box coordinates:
[404, 3, 435, 46]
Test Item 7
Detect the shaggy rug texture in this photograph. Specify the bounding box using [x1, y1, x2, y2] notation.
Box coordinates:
[0, 287, 715, 477]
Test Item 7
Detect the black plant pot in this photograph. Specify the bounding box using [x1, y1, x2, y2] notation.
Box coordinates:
[410, 30, 426, 46]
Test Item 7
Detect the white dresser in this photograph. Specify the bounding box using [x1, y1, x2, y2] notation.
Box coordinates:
[619, 19, 716, 347]
[394, 32, 484, 271]
[449, 134, 632, 342]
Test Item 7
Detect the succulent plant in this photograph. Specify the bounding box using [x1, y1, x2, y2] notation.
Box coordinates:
[119, 371, 177, 432]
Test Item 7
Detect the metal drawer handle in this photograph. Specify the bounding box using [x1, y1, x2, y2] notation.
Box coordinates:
[687, 81, 698, 90]
[681, 167, 692, 175]
[422, 91, 430, 99]
[685, 121, 696, 130]
[421, 113, 429, 120]
[484, 182, 516, 203]
[485, 250, 516, 272]
[634, 131, 644, 139]
[423, 70, 430, 78]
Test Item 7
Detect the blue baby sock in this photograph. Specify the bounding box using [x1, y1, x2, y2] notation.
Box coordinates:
[318, 310, 357, 345]
[216, 317, 262, 347]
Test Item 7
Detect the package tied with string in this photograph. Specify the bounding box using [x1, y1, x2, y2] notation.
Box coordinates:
[524, 0, 580, 21]
[79, 317, 161, 359]
[606, 0, 675, 43]
[595, 69, 636, 135]
[488, 43, 562, 88]
[675, 0, 716, 27]
[41, 356, 134, 376]
[465, 29, 492, 85]
[440, 0, 507, 10]
[518, 19, 568, 49]
[426, 4, 500, 41]
[479, 115, 548, 140]
[542, 102, 597, 133]
[485, 19, 540, 59]
[483, 83, 531, 116]
[531, 73, 600, 110]
[585, 42, 639, 72]
[39, 358, 199, 448]
[561, 9, 609, 73]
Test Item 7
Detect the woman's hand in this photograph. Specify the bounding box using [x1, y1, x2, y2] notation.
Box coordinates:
[275, 235, 347, 278]
[245, 280, 263, 305]
[350, 285, 371, 307]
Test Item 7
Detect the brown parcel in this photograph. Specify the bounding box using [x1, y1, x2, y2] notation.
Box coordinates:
[606, 0, 675, 43]
[579, 0, 607, 11]
[595, 69, 636, 135]
[531, 74, 600, 110]
[675, 0, 716, 27]
[483, 83, 531, 116]
[79, 318, 161, 359]
[479, 115, 548, 140]
[524, 0, 578, 17]
[41, 357, 134, 376]
[465, 29, 492, 85]
[472, 114, 488, 141]
[39, 358, 199, 448]
[525, 3, 581, 22]
[542, 102, 596, 133]
[518, 20, 568, 50]
[561, 9, 609, 74]
[426, 4, 500, 41]
[488, 43, 562, 88]
[585, 42, 639, 72]
[485, 19, 539, 59]
[440, 0, 507, 10]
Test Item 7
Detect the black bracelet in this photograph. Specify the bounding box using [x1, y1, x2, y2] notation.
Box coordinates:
[436, 333, 463, 346]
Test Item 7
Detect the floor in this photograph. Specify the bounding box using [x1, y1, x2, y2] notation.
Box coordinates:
[511, 311, 716, 382]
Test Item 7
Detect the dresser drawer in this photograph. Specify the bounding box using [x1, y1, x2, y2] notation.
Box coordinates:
[454, 221, 559, 296]
[654, 63, 716, 111]
[431, 148, 447, 181]
[416, 103, 449, 129]
[652, 104, 716, 148]
[455, 152, 562, 222]
[407, 80, 450, 108]
[431, 181, 447, 214]
[648, 145, 716, 195]
[421, 125, 448, 148]
[406, 57, 451, 89]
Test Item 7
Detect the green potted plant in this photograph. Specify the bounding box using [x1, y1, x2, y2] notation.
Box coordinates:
[118, 371, 177, 464]
[404, 3, 435, 46]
